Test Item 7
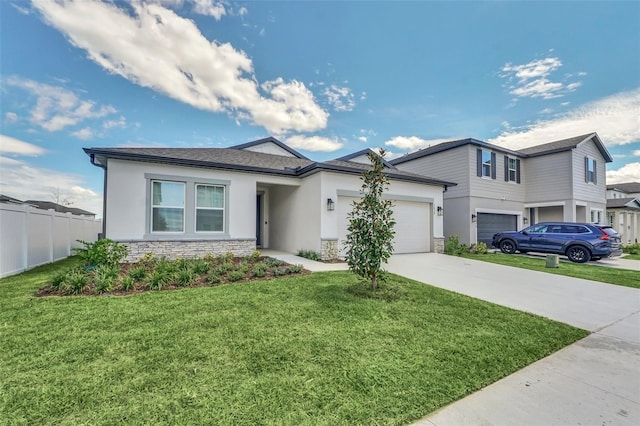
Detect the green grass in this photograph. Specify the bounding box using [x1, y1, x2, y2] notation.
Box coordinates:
[1, 258, 587, 425]
[465, 253, 640, 289]
[623, 254, 640, 261]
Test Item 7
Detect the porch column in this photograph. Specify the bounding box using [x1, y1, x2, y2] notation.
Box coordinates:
[563, 200, 576, 222]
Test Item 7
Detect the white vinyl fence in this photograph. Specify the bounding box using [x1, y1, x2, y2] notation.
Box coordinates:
[0, 203, 103, 278]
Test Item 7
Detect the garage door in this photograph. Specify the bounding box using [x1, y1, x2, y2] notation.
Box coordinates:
[477, 213, 517, 246]
[337, 196, 431, 256]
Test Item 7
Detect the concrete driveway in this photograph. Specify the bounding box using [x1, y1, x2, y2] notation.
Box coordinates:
[383, 254, 640, 426]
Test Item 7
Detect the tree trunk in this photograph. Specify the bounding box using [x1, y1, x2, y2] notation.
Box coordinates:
[371, 275, 378, 290]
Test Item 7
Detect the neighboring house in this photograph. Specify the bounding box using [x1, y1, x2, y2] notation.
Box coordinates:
[391, 133, 612, 245]
[23, 200, 96, 218]
[0, 194, 24, 204]
[606, 182, 640, 244]
[84, 137, 454, 261]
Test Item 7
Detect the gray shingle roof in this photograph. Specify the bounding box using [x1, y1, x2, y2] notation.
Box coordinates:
[390, 132, 613, 165]
[606, 182, 640, 193]
[24, 200, 95, 216]
[84, 145, 455, 187]
[606, 197, 640, 209]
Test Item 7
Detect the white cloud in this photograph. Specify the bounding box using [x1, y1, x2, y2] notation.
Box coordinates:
[500, 57, 583, 100]
[323, 85, 356, 112]
[71, 127, 94, 140]
[103, 116, 127, 129]
[284, 135, 343, 152]
[358, 136, 367, 143]
[606, 163, 640, 184]
[237, 6, 248, 16]
[32, 0, 328, 135]
[0, 134, 47, 156]
[384, 136, 454, 151]
[489, 88, 640, 150]
[633, 150, 640, 157]
[4, 112, 18, 123]
[191, 0, 225, 19]
[4, 76, 116, 131]
[0, 159, 103, 216]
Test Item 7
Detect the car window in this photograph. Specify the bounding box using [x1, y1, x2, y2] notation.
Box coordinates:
[575, 226, 591, 233]
[549, 226, 563, 233]
[562, 225, 579, 233]
[601, 227, 620, 236]
[526, 225, 548, 233]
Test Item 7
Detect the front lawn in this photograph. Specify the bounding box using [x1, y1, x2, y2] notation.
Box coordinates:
[623, 254, 640, 261]
[466, 253, 640, 289]
[1, 258, 587, 425]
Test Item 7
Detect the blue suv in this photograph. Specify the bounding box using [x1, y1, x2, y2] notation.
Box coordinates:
[492, 222, 622, 263]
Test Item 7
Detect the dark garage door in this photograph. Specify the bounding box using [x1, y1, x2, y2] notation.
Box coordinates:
[477, 213, 517, 246]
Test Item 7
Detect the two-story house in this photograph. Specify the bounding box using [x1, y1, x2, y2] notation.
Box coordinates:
[606, 182, 640, 244]
[391, 133, 612, 245]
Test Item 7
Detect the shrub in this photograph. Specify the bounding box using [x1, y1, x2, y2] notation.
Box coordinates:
[444, 235, 462, 255]
[227, 270, 246, 282]
[623, 243, 640, 255]
[50, 270, 68, 291]
[264, 258, 285, 268]
[214, 262, 233, 276]
[73, 239, 128, 267]
[285, 264, 303, 274]
[147, 271, 170, 291]
[128, 266, 147, 282]
[297, 250, 320, 261]
[252, 263, 268, 278]
[234, 262, 250, 274]
[94, 265, 119, 293]
[250, 250, 261, 262]
[272, 267, 285, 277]
[67, 269, 89, 294]
[177, 269, 196, 287]
[139, 252, 156, 268]
[192, 260, 210, 275]
[207, 274, 222, 285]
[468, 242, 488, 255]
[120, 276, 136, 291]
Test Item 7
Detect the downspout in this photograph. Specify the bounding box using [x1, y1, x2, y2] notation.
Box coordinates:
[90, 154, 108, 239]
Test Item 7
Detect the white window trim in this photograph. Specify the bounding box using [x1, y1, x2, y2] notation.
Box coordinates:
[508, 158, 517, 182]
[586, 157, 597, 184]
[481, 150, 492, 178]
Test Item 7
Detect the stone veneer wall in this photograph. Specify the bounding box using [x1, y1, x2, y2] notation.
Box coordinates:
[320, 238, 339, 260]
[433, 237, 445, 253]
[121, 239, 255, 262]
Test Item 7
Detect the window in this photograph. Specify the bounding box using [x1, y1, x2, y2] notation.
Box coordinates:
[585, 157, 597, 183]
[477, 149, 496, 178]
[151, 181, 185, 232]
[590, 209, 602, 224]
[504, 156, 520, 183]
[196, 184, 224, 232]
[482, 150, 492, 177]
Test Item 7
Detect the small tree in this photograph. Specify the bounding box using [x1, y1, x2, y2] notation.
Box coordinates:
[345, 150, 395, 289]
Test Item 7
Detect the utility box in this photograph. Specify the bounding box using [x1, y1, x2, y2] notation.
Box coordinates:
[545, 254, 559, 268]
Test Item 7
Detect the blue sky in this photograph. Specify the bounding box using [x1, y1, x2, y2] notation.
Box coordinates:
[1, 0, 639, 216]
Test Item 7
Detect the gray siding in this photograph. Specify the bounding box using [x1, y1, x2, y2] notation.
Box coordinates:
[572, 140, 607, 202]
[468, 150, 525, 202]
[524, 151, 573, 202]
[443, 197, 471, 244]
[396, 146, 471, 197]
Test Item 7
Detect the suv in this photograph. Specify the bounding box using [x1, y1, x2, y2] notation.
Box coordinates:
[492, 222, 622, 263]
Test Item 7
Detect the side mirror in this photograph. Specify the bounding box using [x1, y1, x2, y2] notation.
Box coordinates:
[522, 230, 528, 235]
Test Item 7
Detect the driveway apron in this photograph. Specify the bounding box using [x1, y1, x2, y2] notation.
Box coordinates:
[383, 253, 640, 426]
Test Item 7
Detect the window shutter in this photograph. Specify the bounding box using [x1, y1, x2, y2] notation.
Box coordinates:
[504, 155, 509, 181]
[585, 157, 589, 182]
[476, 149, 482, 177]
[516, 159, 521, 183]
[491, 152, 496, 179]
[593, 160, 597, 184]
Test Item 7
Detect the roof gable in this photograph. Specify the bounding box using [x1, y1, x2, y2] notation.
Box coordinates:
[516, 133, 613, 162]
[606, 197, 640, 209]
[228, 137, 309, 160]
[390, 138, 522, 165]
[606, 182, 640, 194]
[333, 148, 396, 169]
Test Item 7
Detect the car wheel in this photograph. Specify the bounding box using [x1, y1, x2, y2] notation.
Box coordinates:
[566, 245, 591, 263]
[499, 239, 516, 254]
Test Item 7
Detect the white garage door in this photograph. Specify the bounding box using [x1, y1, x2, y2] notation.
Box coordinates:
[337, 196, 431, 256]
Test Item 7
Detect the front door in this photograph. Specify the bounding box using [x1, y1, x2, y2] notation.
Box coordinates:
[256, 192, 263, 247]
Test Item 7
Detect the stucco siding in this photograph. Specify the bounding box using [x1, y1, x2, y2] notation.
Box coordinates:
[395, 146, 470, 197]
[524, 151, 573, 202]
[269, 174, 321, 253]
[572, 141, 607, 202]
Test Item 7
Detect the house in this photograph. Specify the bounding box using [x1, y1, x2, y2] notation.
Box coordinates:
[23, 200, 96, 218]
[84, 137, 454, 261]
[606, 182, 640, 244]
[391, 133, 612, 245]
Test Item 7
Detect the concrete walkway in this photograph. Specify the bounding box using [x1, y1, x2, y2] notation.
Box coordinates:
[261, 249, 349, 272]
[382, 254, 640, 426]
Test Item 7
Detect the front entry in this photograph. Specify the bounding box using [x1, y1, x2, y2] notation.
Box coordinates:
[256, 192, 263, 247]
